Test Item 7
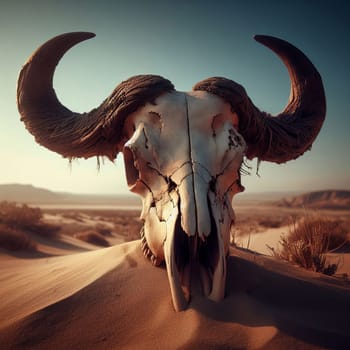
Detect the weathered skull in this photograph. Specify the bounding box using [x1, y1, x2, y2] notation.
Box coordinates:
[123, 91, 245, 310]
[17, 32, 326, 311]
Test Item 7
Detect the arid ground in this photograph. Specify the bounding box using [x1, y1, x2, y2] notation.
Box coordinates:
[0, 195, 350, 349]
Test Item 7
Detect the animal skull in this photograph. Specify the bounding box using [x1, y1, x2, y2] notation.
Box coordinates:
[17, 32, 326, 311]
[123, 91, 245, 310]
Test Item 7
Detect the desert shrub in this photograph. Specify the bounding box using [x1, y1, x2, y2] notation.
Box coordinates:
[75, 230, 110, 247]
[30, 222, 61, 238]
[0, 201, 42, 229]
[269, 215, 348, 276]
[0, 224, 36, 251]
[321, 221, 348, 251]
[0, 201, 61, 238]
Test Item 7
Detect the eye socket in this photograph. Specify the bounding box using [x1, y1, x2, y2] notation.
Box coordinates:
[148, 111, 162, 122]
[123, 146, 140, 188]
[123, 112, 162, 141]
[211, 113, 239, 137]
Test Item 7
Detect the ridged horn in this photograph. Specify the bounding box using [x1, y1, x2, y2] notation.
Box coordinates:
[17, 32, 175, 160]
[194, 35, 326, 163]
[17, 32, 112, 159]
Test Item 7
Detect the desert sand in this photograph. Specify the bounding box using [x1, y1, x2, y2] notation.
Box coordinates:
[0, 207, 350, 349]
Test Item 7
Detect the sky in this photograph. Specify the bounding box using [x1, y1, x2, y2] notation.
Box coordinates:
[0, 0, 349, 195]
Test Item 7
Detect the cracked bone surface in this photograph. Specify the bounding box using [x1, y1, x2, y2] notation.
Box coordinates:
[123, 91, 246, 311]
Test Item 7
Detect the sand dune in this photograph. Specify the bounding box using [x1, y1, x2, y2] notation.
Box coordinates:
[1, 240, 350, 349]
[235, 226, 289, 255]
[0, 242, 139, 330]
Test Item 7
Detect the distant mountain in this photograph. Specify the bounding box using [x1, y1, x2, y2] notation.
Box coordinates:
[233, 191, 298, 204]
[0, 184, 62, 203]
[0, 184, 140, 207]
[2, 184, 349, 210]
[278, 190, 350, 210]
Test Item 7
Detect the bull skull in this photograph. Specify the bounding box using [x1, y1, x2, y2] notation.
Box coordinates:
[123, 91, 245, 310]
[17, 32, 326, 311]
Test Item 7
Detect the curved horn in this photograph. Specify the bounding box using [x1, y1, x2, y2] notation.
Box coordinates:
[17, 32, 111, 159]
[251, 35, 326, 162]
[194, 35, 326, 163]
[17, 32, 174, 160]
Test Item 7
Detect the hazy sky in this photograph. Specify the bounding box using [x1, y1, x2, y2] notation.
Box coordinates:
[0, 0, 349, 194]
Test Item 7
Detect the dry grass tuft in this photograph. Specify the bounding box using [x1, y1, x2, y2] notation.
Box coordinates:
[0, 201, 42, 228]
[75, 230, 110, 247]
[0, 201, 61, 251]
[268, 214, 348, 275]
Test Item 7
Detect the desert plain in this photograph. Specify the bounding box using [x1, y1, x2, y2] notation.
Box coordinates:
[0, 189, 350, 349]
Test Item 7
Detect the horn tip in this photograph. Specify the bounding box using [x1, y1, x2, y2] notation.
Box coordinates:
[70, 31, 96, 41]
[253, 34, 275, 45]
[55, 31, 96, 43]
[82, 32, 96, 39]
